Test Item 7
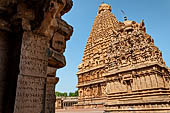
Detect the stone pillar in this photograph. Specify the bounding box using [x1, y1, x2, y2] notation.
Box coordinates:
[13, 0, 73, 112]
[0, 30, 10, 113]
[0, 2, 23, 113]
[0, 0, 73, 113]
[13, 32, 49, 113]
[45, 66, 59, 113]
[45, 0, 73, 112]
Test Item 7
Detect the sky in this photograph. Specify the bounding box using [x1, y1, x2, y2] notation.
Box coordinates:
[56, 0, 170, 93]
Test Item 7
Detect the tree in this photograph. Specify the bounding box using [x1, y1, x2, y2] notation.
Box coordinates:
[68, 90, 78, 97]
[55, 90, 78, 97]
[74, 90, 78, 96]
[55, 91, 68, 97]
[63, 92, 67, 97]
[69, 92, 73, 97]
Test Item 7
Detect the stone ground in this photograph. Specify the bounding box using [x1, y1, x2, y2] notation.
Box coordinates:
[55, 108, 104, 113]
[56, 109, 170, 113]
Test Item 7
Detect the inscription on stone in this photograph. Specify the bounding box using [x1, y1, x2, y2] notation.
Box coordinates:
[21, 32, 48, 60]
[20, 56, 48, 77]
[14, 32, 49, 113]
[19, 32, 48, 77]
[14, 75, 46, 113]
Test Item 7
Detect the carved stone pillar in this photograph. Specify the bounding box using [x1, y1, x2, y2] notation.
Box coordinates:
[0, 0, 73, 113]
[46, 21, 73, 112]
[46, 66, 59, 113]
[13, 0, 73, 112]
[13, 32, 49, 113]
[46, 1, 73, 112]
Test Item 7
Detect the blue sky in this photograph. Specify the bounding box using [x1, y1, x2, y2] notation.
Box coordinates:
[56, 0, 170, 93]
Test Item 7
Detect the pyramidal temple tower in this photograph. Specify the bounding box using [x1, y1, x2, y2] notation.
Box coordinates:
[77, 2, 170, 112]
[76, 2, 119, 108]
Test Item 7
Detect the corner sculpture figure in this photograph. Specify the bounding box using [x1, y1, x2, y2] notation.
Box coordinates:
[77, 2, 170, 113]
[0, 0, 73, 113]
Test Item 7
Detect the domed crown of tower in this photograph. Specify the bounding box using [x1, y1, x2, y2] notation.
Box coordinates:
[98, 2, 112, 13]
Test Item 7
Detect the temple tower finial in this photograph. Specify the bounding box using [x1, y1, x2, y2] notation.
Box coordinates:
[98, 1, 112, 13]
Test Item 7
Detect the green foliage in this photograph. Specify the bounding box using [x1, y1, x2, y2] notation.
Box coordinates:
[74, 90, 78, 96]
[55, 90, 78, 97]
[68, 90, 78, 97]
[55, 91, 68, 97]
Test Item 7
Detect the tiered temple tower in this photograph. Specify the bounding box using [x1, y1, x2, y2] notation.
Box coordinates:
[76, 2, 119, 108]
[77, 2, 170, 112]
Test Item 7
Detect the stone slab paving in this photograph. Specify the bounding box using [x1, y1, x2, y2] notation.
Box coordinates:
[56, 108, 104, 113]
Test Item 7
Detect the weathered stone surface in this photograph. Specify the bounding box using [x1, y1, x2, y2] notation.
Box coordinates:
[14, 31, 49, 113]
[45, 76, 58, 113]
[44, 0, 73, 112]
[14, 75, 46, 113]
[19, 32, 48, 77]
[77, 2, 170, 113]
[0, 0, 73, 113]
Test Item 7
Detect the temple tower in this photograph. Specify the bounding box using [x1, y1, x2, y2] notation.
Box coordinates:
[76, 2, 119, 108]
[104, 12, 170, 113]
[77, 2, 170, 112]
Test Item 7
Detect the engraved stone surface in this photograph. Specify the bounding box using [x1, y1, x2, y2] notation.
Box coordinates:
[14, 32, 48, 113]
[14, 75, 46, 113]
[45, 76, 58, 113]
[0, 0, 73, 113]
[19, 32, 48, 77]
[21, 32, 48, 60]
